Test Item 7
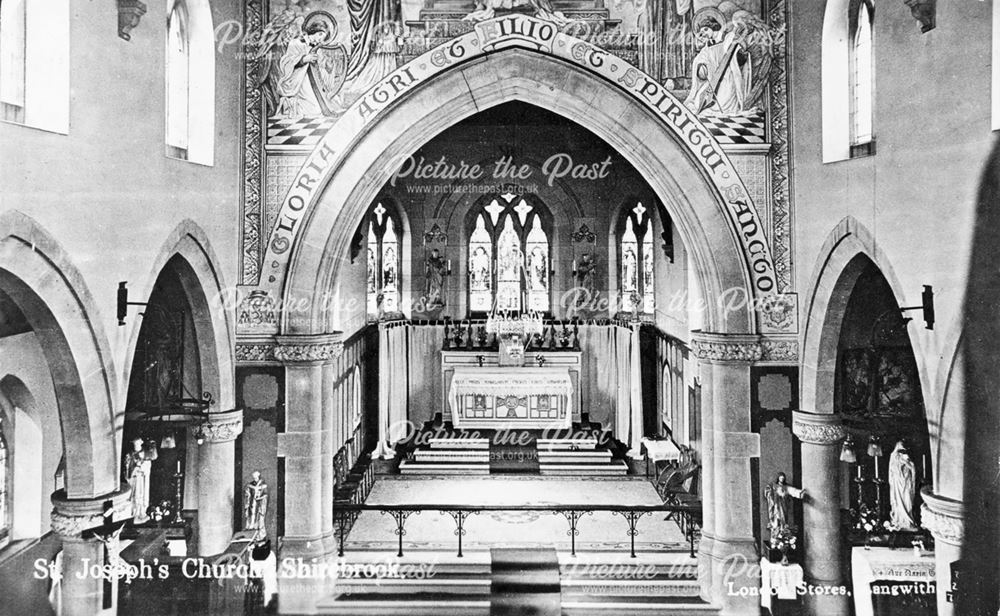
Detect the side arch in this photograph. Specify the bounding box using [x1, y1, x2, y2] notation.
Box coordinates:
[121, 220, 235, 414]
[800, 216, 929, 415]
[0, 211, 119, 499]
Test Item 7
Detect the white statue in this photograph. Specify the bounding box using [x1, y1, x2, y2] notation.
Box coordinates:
[243, 471, 269, 537]
[125, 438, 157, 524]
[888, 441, 917, 531]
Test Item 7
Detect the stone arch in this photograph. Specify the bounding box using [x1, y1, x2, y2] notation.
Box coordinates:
[122, 220, 235, 413]
[271, 36, 769, 336]
[0, 211, 118, 499]
[800, 216, 926, 416]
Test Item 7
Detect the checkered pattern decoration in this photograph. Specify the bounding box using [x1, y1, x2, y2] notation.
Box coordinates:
[699, 111, 767, 145]
[266, 116, 337, 147]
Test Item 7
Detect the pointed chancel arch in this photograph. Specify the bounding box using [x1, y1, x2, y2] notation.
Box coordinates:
[266, 25, 773, 336]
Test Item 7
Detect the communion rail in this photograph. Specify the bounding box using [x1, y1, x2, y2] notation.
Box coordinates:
[333, 503, 701, 559]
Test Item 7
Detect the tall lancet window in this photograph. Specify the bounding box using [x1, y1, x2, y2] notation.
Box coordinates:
[466, 195, 552, 314]
[619, 202, 655, 315]
[166, 1, 191, 157]
[366, 202, 403, 319]
[849, 0, 874, 147]
[0, 421, 8, 547]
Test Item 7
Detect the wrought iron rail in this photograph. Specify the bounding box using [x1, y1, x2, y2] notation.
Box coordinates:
[333, 503, 701, 559]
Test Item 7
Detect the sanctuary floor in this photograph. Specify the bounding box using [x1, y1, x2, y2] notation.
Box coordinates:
[342, 476, 692, 554]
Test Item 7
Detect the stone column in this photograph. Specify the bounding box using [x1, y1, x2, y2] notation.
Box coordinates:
[921, 489, 964, 616]
[274, 333, 343, 615]
[792, 411, 849, 615]
[696, 357, 716, 602]
[50, 487, 132, 616]
[197, 409, 243, 555]
[691, 333, 767, 616]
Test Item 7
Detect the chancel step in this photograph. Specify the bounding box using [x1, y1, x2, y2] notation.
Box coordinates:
[399, 462, 490, 475]
[539, 462, 628, 476]
[413, 449, 491, 462]
[429, 438, 490, 449]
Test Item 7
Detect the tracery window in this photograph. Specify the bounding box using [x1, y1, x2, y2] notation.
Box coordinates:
[849, 0, 874, 147]
[619, 202, 655, 315]
[467, 195, 551, 314]
[165, 0, 215, 164]
[366, 202, 401, 318]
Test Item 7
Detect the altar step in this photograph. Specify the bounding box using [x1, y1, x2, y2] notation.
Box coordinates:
[401, 436, 627, 476]
[315, 558, 713, 615]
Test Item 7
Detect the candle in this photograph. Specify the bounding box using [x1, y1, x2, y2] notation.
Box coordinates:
[176, 460, 181, 473]
[874, 457, 880, 480]
[856, 464, 862, 479]
[572, 259, 577, 272]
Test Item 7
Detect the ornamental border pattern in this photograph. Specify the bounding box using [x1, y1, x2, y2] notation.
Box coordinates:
[690, 335, 798, 362]
[792, 420, 846, 445]
[236, 342, 277, 363]
[203, 411, 244, 443]
[241, 0, 264, 285]
[920, 503, 964, 545]
[273, 334, 345, 363]
[768, 0, 792, 292]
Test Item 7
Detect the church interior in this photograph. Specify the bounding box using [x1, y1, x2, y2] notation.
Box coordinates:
[1, 0, 998, 615]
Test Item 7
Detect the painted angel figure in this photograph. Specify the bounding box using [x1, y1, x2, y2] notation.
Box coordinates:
[685, 11, 774, 116]
[463, 0, 570, 26]
[256, 10, 348, 118]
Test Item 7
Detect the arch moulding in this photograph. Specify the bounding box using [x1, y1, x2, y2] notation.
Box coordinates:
[248, 15, 793, 339]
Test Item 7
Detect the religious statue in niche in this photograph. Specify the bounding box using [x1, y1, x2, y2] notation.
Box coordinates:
[763, 472, 806, 545]
[574, 252, 597, 297]
[424, 248, 448, 310]
[463, 0, 569, 25]
[125, 438, 159, 524]
[887, 441, 917, 531]
[684, 9, 774, 116]
[256, 11, 348, 118]
[243, 471, 270, 538]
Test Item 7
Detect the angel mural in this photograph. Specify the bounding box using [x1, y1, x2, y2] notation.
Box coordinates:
[684, 9, 775, 116]
[463, 0, 570, 25]
[256, 10, 348, 118]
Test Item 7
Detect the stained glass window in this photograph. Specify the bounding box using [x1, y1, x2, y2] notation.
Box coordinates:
[496, 217, 522, 311]
[365, 202, 403, 320]
[469, 214, 493, 312]
[850, 0, 874, 146]
[466, 197, 551, 314]
[619, 202, 656, 315]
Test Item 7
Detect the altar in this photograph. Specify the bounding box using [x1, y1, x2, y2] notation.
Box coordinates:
[442, 346, 582, 429]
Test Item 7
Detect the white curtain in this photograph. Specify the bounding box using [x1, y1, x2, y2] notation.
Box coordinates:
[408, 324, 445, 427]
[376, 322, 409, 458]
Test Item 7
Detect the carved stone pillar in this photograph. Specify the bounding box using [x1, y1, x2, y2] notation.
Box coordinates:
[50, 487, 132, 616]
[793, 411, 849, 616]
[274, 333, 343, 615]
[197, 409, 243, 555]
[921, 489, 964, 616]
[691, 333, 765, 616]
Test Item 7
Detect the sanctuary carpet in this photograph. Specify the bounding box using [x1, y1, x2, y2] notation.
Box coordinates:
[343, 477, 691, 554]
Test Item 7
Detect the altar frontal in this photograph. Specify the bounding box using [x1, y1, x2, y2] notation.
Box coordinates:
[448, 366, 573, 430]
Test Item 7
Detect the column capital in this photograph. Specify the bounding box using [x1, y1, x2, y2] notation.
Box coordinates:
[274, 332, 344, 363]
[202, 409, 244, 443]
[792, 411, 847, 445]
[50, 487, 133, 541]
[690, 332, 799, 363]
[921, 488, 964, 546]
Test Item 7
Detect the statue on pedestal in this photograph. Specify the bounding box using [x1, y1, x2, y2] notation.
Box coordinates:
[764, 472, 806, 544]
[424, 248, 447, 310]
[888, 441, 917, 531]
[243, 471, 269, 538]
[125, 438, 158, 524]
